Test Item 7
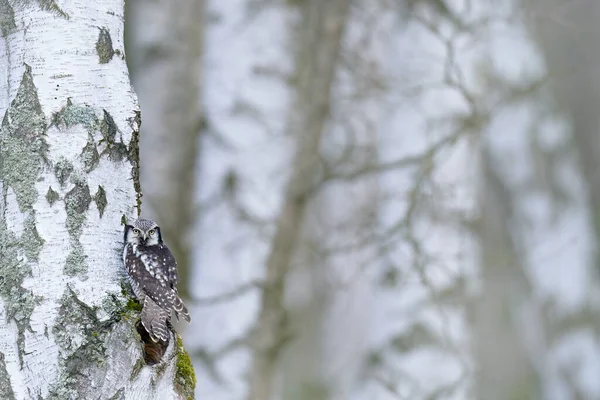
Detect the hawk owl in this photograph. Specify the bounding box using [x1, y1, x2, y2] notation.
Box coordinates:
[123, 218, 190, 343]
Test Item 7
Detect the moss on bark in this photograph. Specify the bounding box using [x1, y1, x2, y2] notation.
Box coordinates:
[175, 335, 196, 400]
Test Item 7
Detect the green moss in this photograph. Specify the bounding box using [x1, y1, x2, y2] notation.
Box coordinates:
[126, 297, 142, 313]
[93, 186, 108, 218]
[0, 0, 16, 37]
[119, 280, 142, 317]
[174, 335, 196, 400]
[96, 27, 114, 64]
[53, 158, 73, 187]
[46, 186, 60, 205]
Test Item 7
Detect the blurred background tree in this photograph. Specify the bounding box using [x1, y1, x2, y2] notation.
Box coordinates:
[125, 0, 600, 399]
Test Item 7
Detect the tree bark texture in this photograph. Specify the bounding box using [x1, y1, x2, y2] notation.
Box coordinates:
[0, 1, 194, 399]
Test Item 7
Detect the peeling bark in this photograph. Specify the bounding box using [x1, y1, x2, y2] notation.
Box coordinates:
[0, 1, 194, 398]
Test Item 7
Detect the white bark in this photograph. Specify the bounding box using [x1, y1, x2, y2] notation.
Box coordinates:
[0, 1, 194, 399]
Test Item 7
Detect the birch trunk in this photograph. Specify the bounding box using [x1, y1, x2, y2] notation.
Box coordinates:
[473, 149, 539, 399]
[0, 1, 194, 399]
[278, 3, 383, 399]
[531, 0, 600, 271]
[247, 1, 351, 399]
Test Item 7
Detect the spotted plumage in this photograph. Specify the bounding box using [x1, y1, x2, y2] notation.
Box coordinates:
[123, 218, 190, 343]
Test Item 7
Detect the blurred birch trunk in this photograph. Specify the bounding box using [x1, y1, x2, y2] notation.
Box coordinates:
[0, 1, 193, 398]
[125, 0, 204, 299]
[531, 0, 600, 271]
[278, 3, 385, 399]
[473, 149, 539, 399]
[247, 1, 351, 399]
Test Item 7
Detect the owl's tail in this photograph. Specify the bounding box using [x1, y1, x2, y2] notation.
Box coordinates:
[173, 295, 191, 323]
[141, 297, 170, 343]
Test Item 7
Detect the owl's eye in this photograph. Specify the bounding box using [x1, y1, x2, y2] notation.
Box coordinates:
[133, 228, 141, 235]
[149, 229, 156, 236]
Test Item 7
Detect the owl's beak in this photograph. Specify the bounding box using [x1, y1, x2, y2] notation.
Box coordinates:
[140, 235, 148, 245]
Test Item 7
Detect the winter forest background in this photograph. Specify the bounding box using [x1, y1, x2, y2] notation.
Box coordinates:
[127, 0, 600, 399]
[2, 0, 600, 398]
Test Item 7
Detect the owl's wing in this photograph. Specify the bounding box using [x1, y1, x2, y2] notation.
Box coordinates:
[158, 243, 179, 288]
[126, 246, 175, 312]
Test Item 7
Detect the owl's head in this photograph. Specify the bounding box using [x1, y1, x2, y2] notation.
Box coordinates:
[124, 218, 162, 246]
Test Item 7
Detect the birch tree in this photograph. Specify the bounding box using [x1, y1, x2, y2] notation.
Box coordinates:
[246, 1, 351, 399]
[0, 1, 195, 399]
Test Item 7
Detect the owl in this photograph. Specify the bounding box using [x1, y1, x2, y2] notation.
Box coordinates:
[123, 218, 190, 343]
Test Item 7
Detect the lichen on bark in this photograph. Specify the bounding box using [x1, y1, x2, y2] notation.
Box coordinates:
[100, 110, 129, 162]
[81, 141, 100, 172]
[37, 0, 70, 19]
[0, 352, 15, 400]
[63, 174, 92, 276]
[46, 186, 60, 205]
[0, 218, 42, 367]
[0, 0, 16, 37]
[93, 185, 108, 218]
[127, 111, 142, 215]
[0, 65, 46, 367]
[51, 99, 97, 131]
[174, 335, 196, 400]
[49, 288, 113, 398]
[96, 27, 115, 64]
[53, 158, 74, 187]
